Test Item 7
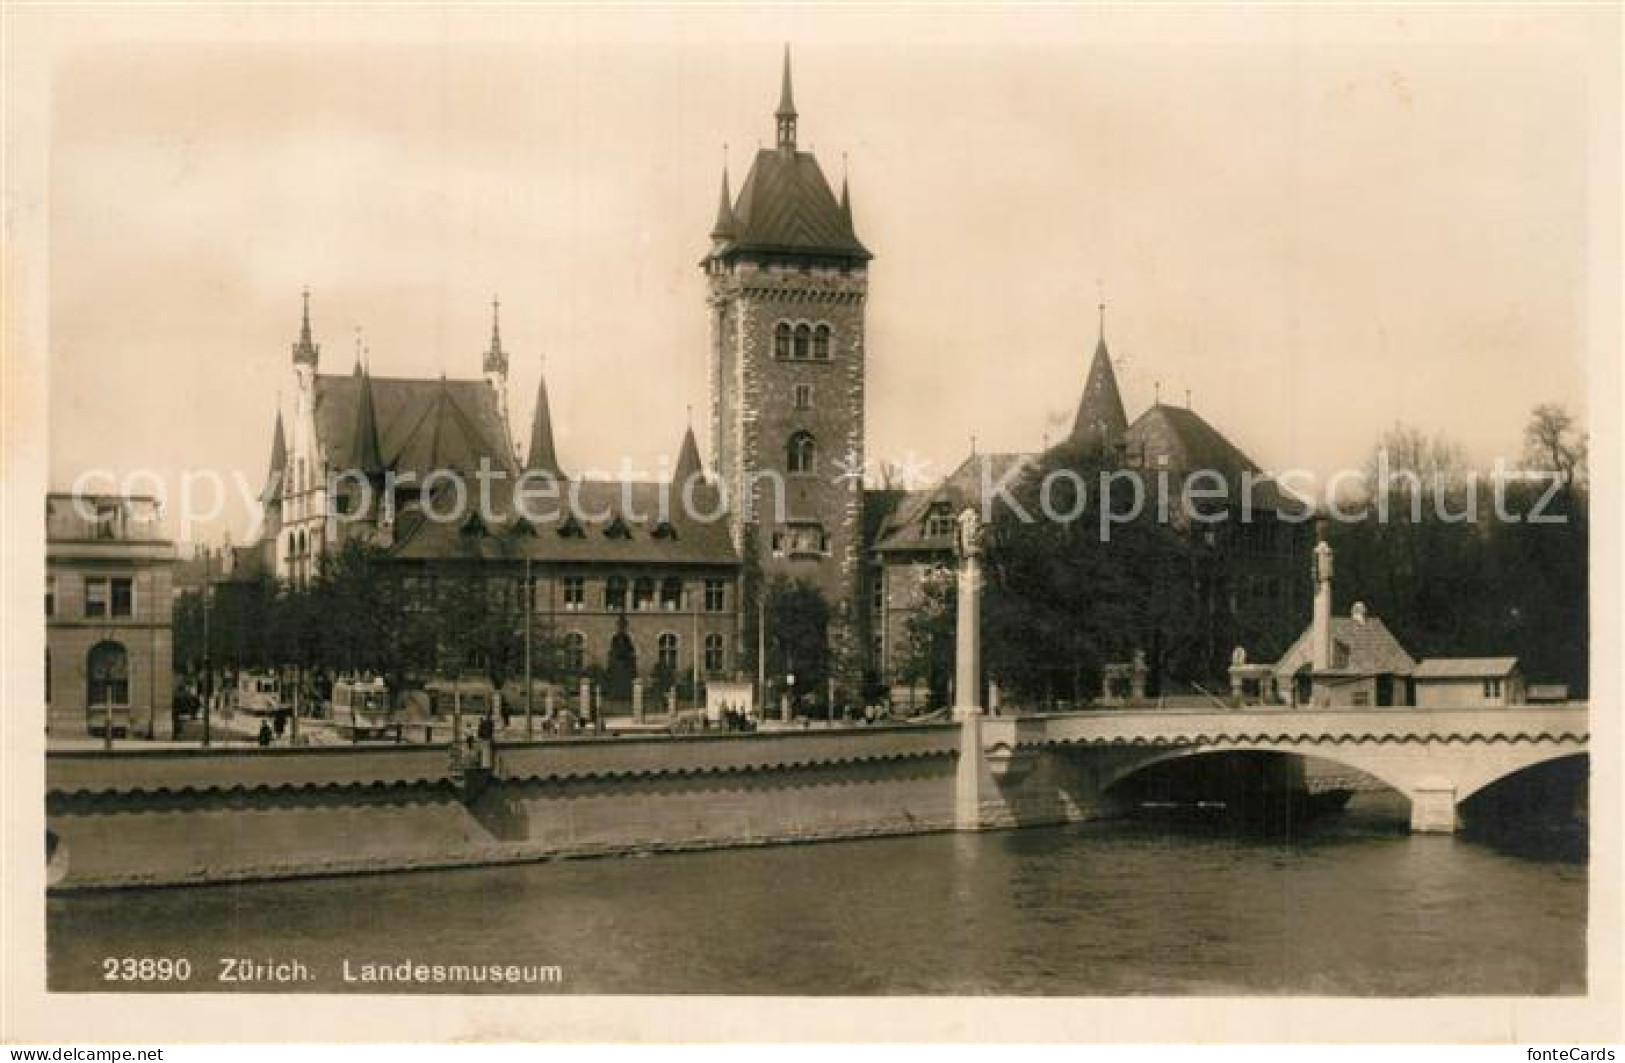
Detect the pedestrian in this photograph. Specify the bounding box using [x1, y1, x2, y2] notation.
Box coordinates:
[257, 720, 273, 747]
[273, 707, 289, 738]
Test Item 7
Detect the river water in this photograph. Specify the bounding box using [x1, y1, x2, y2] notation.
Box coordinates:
[47, 794, 1585, 995]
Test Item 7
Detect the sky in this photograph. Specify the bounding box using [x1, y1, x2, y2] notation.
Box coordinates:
[41, 8, 1614, 543]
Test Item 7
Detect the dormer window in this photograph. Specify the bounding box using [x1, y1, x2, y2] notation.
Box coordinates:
[651, 521, 678, 540]
[460, 511, 486, 537]
[604, 516, 633, 540]
[923, 502, 955, 539]
[557, 516, 586, 539]
[509, 516, 536, 538]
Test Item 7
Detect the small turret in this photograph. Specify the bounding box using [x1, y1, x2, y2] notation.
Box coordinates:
[525, 359, 563, 480]
[292, 289, 319, 369]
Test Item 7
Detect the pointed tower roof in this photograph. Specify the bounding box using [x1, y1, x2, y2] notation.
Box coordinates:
[839, 172, 853, 228]
[267, 410, 287, 479]
[350, 365, 386, 475]
[525, 364, 563, 477]
[261, 410, 287, 506]
[777, 44, 797, 119]
[711, 167, 737, 239]
[483, 297, 509, 378]
[674, 422, 704, 484]
[292, 288, 320, 367]
[1068, 304, 1128, 451]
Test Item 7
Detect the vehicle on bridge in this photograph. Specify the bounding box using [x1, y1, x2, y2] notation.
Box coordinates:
[231, 672, 285, 716]
[331, 677, 397, 741]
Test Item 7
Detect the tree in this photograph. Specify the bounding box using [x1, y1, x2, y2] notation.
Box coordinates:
[762, 577, 832, 713]
[1524, 403, 1588, 490]
[967, 438, 1210, 704]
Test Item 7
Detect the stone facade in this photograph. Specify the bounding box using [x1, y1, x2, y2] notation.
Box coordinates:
[707, 261, 868, 622]
[45, 494, 177, 740]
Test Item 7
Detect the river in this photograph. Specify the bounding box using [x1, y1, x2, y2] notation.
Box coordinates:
[47, 794, 1585, 995]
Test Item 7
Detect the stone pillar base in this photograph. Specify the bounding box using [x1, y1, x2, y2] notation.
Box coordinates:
[955, 713, 993, 830]
[1410, 780, 1459, 834]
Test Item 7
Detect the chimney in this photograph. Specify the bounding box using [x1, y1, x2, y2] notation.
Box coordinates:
[1311, 523, 1334, 672]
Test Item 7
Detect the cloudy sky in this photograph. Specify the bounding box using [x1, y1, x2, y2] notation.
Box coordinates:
[40, 7, 1615, 542]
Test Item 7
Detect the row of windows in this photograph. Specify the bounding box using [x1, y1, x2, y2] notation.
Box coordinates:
[285, 528, 320, 560]
[773, 321, 834, 361]
[402, 575, 729, 614]
[560, 631, 727, 674]
[770, 523, 830, 558]
[46, 575, 135, 620]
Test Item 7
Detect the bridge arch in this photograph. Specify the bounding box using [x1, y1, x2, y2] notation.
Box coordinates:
[1094, 743, 1414, 803]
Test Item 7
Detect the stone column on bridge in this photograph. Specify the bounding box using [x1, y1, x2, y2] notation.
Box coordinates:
[953, 507, 984, 723]
[953, 507, 993, 830]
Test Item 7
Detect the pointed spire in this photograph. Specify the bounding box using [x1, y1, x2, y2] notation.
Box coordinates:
[710, 164, 736, 240]
[674, 421, 705, 485]
[268, 410, 287, 477]
[839, 157, 854, 231]
[292, 288, 320, 367]
[350, 365, 386, 476]
[775, 44, 798, 150]
[525, 362, 563, 478]
[483, 297, 509, 379]
[262, 410, 287, 503]
[1069, 309, 1129, 452]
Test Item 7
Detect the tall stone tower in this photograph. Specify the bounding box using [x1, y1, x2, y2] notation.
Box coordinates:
[704, 47, 872, 673]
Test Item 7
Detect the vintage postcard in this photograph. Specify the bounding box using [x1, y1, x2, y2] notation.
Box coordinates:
[2, 3, 1620, 1047]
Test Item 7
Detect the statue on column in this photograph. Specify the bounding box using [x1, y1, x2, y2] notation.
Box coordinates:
[954, 506, 983, 562]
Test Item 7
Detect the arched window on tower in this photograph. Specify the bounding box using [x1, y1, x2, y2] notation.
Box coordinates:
[793, 323, 811, 360]
[787, 431, 817, 474]
[812, 323, 832, 360]
[774, 322, 792, 359]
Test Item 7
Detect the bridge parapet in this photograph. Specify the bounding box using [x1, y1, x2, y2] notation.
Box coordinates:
[969, 705, 1588, 835]
[982, 705, 1589, 751]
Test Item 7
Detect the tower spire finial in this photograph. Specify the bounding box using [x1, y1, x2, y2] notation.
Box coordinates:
[775, 44, 797, 150]
[292, 287, 320, 367]
[483, 294, 508, 381]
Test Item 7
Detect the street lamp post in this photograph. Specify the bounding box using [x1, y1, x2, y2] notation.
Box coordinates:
[524, 556, 534, 740]
[201, 547, 212, 749]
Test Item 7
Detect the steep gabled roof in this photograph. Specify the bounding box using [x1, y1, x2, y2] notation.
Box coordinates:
[871, 452, 1035, 554]
[1124, 404, 1310, 517]
[313, 374, 518, 480]
[387, 478, 738, 566]
[712, 148, 870, 262]
[1273, 615, 1418, 678]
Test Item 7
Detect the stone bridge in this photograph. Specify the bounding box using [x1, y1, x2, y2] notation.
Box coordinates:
[958, 704, 1589, 833]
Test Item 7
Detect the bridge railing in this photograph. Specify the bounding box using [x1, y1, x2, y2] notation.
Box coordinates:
[982, 704, 1589, 749]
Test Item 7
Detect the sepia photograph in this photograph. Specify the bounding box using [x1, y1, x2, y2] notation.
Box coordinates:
[2, 2, 1620, 1047]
